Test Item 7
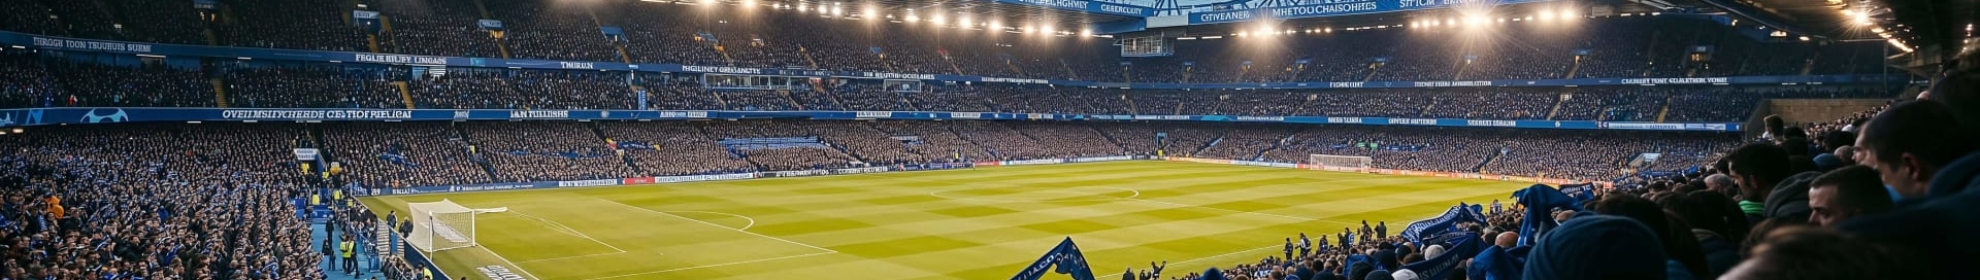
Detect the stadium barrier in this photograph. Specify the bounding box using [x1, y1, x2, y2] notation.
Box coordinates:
[0, 31, 1901, 89]
[0, 107, 1745, 132]
[1161, 157, 1601, 185]
[370, 156, 1159, 196]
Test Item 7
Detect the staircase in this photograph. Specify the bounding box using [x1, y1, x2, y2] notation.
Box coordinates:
[1060, 60, 1079, 80]
[451, 123, 505, 183]
[1122, 93, 1139, 115]
[710, 91, 733, 110]
[392, 81, 415, 109]
[1799, 59, 1816, 76]
[1655, 95, 1673, 122]
[211, 78, 230, 108]
[799, 47, 821, 69]
[1471, 149, 1502, 172]
[1545, 93, 1568, 120]
[822, 89, 848, 110]
[1362, 63, 1382, 82]
[1563, 57, 1583, 79]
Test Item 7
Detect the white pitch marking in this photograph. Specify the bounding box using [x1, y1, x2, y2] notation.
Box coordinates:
[507, 210, 628, 253]
[664, 210, 758, 231]
[476, 244, 545, 280]
[589, 197, 839, 253]
[578, 251, 837, 280]
[1122, 198, 1316, 221]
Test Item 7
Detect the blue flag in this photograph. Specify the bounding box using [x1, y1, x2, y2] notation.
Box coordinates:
[1010, 237, 1096, 280]
[1513, 184, 1582, 246]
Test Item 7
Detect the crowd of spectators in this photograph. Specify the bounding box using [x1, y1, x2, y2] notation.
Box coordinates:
[485, 0, 624, 62]
[47, 61, 216, 108]
[598, 122, 758, 176]
[323, 122, 494, 188]
[409, 68, 637, 110]
[464, 122, 641, 182]
[223, 66, 404, 109]
[371, 0, 502, 58]
[219, 0, 369, 52]
[0, 0, 1898, 84]
[0, 123, 321, 279]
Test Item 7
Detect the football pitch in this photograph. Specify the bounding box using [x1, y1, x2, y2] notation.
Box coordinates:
[358, 161, 1532, 280]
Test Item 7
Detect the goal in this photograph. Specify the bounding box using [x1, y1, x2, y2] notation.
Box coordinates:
[407, 199, 505, 253]
[1309, 154, 1373, 173]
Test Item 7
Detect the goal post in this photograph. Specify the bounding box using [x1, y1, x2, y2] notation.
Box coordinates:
[406, 199, 505, 253]
[1309, 154, 1373, 173]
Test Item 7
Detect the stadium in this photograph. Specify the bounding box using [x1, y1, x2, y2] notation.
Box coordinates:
[0, 0, 1975, 279]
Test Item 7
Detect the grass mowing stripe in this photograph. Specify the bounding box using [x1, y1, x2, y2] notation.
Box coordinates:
[361, 161, 1535, 280]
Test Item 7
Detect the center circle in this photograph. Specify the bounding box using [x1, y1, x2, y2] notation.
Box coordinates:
[929, 186, 1140, 202]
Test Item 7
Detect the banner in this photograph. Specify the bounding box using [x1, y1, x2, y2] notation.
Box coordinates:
[994, 0, 1153, 16]
[293, 148, 320, 161]
[651, 173, 758, 183]
[477, 19, 504, 30]
[1399, 204, 1487, 244]
[1009, 237, 1098, 280]
[1399, 232, 1483, 280]
[1187, 0, 1555, 24]
[1003, 159, 1066, 166]
[622, 177, 655, 185]
[556, 179, 619, 187]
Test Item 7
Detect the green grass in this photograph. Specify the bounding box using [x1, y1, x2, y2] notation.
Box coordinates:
[359, 161, 1531, 280]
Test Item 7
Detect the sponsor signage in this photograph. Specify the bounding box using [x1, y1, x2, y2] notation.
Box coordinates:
[1189, 0, 1553, 24]
[293, 148, 320, 161]
[556, 179, 619, 187]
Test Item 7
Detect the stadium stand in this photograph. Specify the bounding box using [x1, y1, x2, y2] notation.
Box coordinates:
[2, 1, 1966, 279]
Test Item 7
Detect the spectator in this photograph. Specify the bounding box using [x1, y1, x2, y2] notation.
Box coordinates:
[1805, 165, 1894, 228]
[1852, 100, 1980, 199]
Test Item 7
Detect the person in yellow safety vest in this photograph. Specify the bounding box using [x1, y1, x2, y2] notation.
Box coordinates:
[333, 189, 343, 201]
[423, 265, 434, 279]
[311, 194, 321, 206]
[340, 235, 358, 276]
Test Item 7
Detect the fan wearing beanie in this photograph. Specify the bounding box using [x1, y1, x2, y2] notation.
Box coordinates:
[1522, 214, 1668, 280]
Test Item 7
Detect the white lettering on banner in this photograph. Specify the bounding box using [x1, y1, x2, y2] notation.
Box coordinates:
[1266, 2, 1380, 18]
[855, 111, 892, 118]
[980, 77, 1051, 84]
[687, 111, 709, 118]
[451, 183, 537, 192]
[508, 110, 569, 119]
[1236, 116, 1285, 121]
[353, 53, 447, 64]
[1133, 115, 1159, 120]
[1621, 77, 1729, 85]
[1070, 156, 1134, 162]
[221, 110, 413, 120]
[1003, 159, 1067, 166]
[1327, 117, 1362, 124]
[1099, 4, 1145, 15]
[1388, 118, 1435, 125]
[1012, 0, 1088, 9]
[860, 72, 938, 80]
[556, 179, 618, 187]
[477, 266, 528, 280]
[1450, 81, 1491, 86]
[1605, 122, 1686, 130]
[1466, 120, 1516, 127]
[830, 167, 890, 175]
[293, 148, 320, 161]
[681, 65, 763, 74]
[34, 37, 154, 53]
[452, 110, 470, 119]
[1329, 82, 1365, 88]
[1197, 10, 1255, 23]
[558, 61, 596, 69]
[658, 111, 687, 118]
[653, 173, 756, 183]
[953, 112, 982, 119]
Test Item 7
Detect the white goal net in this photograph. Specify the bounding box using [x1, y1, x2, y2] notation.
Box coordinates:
[1309, 154, 1373, 173]
[407, 199, 506, 253]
